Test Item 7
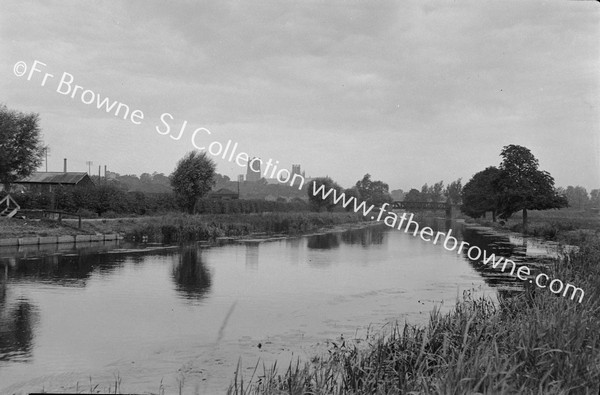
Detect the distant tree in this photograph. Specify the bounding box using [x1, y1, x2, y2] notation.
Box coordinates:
[461, 167, 502, 221]
[444, 178, 462, 205]
[139, 173, 153, 184]
[429, 181, 444, 203]
[308, 177, 342, 212]
[494, 144, 568, 229]
[404, 188, 422, 202]
[342, 187, 360, 211]
[591, 189, 600, 208]
[152, 172, 171, 187]
[170, 151, 216, 213]
[355, 174, 392, 207]
[565, 186, 589, 210]
[420, 184, 430, 202]
[0, 105, 45, 191]
[390, 188, 405, 201]
[310, 178, 337, 211]
[89, 183, 128, 216]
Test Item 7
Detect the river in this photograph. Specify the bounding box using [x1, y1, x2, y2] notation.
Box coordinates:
[0, 218, 561, 394]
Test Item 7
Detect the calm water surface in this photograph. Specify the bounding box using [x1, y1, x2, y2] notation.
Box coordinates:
[0, 219, 558, 393]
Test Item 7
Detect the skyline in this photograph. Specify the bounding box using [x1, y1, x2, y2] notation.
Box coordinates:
[2, 1, 599, 191]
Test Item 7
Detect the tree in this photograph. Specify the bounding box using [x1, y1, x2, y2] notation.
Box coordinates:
[355, 174, 392, 207]
[420, 184, 430, 202]
[390, 188, 405, 201]
[444, 178, 462, 205]
[170, 151, 216, 213]
[342, 187, 360, 211]
[591, 189, 600, 208]
[139, 173, 153, 184]
[494, 144, 567, 229]
[461, 167, 502, 221]
[0, 105, 45, 191]
[565, 186, 589, 210]
[403, 188, 422, 202]
[428, 181, 444, 203]
[308, 177, 341, 212]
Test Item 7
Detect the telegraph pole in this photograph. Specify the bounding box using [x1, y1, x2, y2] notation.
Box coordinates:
[43, 146, 50, 172]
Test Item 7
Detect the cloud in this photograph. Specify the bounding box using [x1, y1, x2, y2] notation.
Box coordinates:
[1, 0, 598, 189]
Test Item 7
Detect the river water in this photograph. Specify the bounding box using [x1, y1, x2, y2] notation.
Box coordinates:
[0, 218, 560, 394]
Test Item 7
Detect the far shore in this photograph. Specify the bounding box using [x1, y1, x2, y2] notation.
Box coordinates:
[0, 211, 373, 243]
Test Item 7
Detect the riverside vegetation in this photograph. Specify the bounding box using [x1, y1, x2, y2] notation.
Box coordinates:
[0, 212, 364, 242]
[227, 210, 600, 395]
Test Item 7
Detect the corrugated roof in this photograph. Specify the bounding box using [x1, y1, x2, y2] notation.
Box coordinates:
[16, 172, 91, 184]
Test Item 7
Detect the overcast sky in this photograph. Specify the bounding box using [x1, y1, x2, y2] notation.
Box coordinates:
[2, 0, 599, 191]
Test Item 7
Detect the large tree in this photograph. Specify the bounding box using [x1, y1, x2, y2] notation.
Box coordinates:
[355, 174, 392, 207]
[170, 151, 216, 213]
[494, 144, 567, 228]
[461, 167, 502, 221]
[0, 105, 45, 191]
[403, 188, 423, 202]
[308, 177, 341, 212]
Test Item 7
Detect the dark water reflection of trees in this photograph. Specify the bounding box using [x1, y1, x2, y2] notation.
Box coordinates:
[307, 225, 386, 250]
[0, 282, 38, 363]
[171, 245, 212, 300]
[459, 225, 525, 296]
[2, 252, 125, 287]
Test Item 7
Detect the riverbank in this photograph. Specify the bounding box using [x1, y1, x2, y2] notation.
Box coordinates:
[466, 208, 600, 246]
[0, 212, 366, 244]
[228, 215, 600, 394]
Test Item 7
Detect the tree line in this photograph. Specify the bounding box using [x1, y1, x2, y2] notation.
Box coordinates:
[0, 105, 595, 224]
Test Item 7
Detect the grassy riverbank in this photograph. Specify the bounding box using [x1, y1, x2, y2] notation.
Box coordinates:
[228, 214, 600, 394]
[0, 212, 365, 242]
[467, 208, 600, 245]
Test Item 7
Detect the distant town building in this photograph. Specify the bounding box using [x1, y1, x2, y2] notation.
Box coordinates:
[208, 188, 239, 200]
[246, 157, 261, 182]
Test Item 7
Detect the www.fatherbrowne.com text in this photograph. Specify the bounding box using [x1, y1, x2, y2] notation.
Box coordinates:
[311, 182, 585, 304]
[13, 59, 584, 304]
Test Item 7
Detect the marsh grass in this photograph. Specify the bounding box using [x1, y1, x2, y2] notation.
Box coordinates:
[228, 238, 600, 394]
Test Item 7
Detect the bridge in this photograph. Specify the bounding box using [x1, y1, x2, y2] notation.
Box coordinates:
[391, 201, 449, 210]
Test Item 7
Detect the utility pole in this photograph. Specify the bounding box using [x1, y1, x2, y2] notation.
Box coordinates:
[43, 146, 50, 172]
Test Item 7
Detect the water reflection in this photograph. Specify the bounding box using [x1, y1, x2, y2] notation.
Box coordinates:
[340, 226, 385, 247]
[245, 243, 259, 270]
[307, 233, 340, 250]
[0, 295, 38, 363]
[171, 245, 212, 300]
[459, 226, 539, 294]
[1, 252, 124, 287]
[461, 227, 516, 258]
